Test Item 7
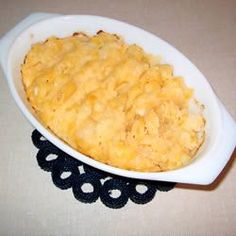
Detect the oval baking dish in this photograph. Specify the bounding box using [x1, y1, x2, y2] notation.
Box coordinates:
[0, 12, 235, 185]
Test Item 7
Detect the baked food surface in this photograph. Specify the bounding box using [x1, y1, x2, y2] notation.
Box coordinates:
[21, 31, 205, 172]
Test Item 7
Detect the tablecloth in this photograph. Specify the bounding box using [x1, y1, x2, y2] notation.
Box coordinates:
[0, 0, 235, 235]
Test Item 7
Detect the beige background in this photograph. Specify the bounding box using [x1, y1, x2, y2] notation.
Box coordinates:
[0, 0, 235, 235]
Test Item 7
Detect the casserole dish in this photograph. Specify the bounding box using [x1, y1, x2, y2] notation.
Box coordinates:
[0, 12, 235, 184]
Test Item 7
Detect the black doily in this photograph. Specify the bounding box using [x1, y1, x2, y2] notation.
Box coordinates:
[32, 129, 176, 209]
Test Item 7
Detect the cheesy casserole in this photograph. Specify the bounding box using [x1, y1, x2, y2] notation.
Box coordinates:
[21, 31, 205, 171]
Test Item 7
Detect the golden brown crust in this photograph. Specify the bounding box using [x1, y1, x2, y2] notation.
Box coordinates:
[21, 31, 206, 172]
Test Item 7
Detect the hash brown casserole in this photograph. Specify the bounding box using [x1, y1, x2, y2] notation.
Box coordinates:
[21, 31, 205, 171]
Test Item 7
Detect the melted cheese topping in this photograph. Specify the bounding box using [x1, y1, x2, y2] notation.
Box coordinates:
[21, 31, 205, 171]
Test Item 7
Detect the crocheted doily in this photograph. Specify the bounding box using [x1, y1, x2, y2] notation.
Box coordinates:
[32, 129, 176, 209]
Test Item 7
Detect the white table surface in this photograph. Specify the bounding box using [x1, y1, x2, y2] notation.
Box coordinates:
[0, 0, 235, 235]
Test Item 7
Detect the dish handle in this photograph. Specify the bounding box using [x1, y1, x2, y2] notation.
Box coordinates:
[0, 12, 60, 74]
[214, 99, 236, 181]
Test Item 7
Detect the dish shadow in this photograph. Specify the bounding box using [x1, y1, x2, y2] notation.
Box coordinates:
[176, 148, 236, 191]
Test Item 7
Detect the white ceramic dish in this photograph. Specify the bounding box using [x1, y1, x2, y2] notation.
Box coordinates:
[0, 12, 235, 185]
